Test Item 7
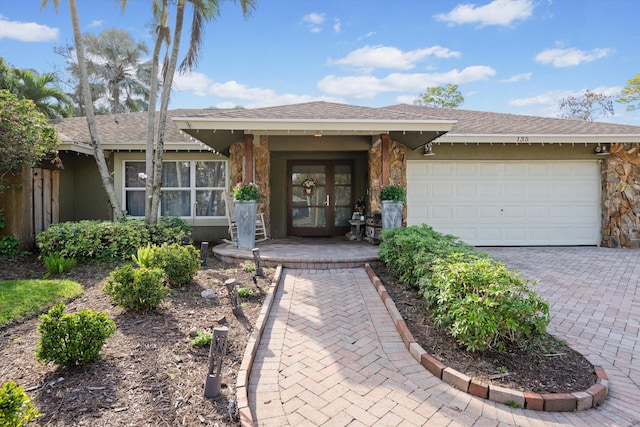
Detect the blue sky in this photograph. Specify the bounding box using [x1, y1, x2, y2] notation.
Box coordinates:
[1, 0, 639, 125]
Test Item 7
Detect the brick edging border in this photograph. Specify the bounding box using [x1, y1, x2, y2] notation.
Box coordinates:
[363, 263, 609, 412]
[236, 264, 283, 427]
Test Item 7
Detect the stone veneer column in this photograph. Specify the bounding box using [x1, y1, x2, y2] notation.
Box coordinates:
[368, 136, 407, 222]
[254, 135, 270, 234]
[228, 136, 270, 235]
[600, 143, 640, 248]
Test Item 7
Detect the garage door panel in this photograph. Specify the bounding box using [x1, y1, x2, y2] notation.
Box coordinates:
[480, 207, 501, 218]
[431, 206, 453, 218]
[407, 160, 600, 246]
[456, 183, 476, 197]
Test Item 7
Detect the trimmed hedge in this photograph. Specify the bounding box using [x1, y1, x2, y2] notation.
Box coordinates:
[378, 225, 550, 353]
[36, 218, 190, 261]
[378, 224, 474, 287]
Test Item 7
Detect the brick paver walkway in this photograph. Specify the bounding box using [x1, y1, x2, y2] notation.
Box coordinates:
[249, 247, 640, 426]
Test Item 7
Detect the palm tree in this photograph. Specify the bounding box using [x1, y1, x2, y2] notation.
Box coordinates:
[83, 29, 152, 113]
[12, 68, 73, 118]
[130, 0, 256, 223]
[42, 0, 124, 221]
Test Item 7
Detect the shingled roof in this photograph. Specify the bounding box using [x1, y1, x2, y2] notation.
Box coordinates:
[175, 101, 640, 135]
[53, 101, 640, 155]
[52, 109, 213, 153]
[377, 104, 640, 136]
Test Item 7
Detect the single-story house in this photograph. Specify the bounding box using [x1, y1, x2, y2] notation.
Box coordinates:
[4, 101, 638, 248]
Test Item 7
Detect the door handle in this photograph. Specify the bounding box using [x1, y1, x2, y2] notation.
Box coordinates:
[325, 194, 330, 206]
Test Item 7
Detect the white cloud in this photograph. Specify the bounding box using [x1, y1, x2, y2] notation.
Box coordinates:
[301, 12, 326, 33]
[172, 72, 342, 108]
[318, 66, 496, 98]
[508, 86, 622, 107]
[0, 16, 59, 42]
[333, 18, 341, 33]
[329, 45, 461, 71]
[501, 72, 531, 83]
[88, 20, 104, 28]
[434, 0, 533, 27]
[535, 47, 612, 67]
[395, 95, 417, 104]
[358, 31, 376, 41]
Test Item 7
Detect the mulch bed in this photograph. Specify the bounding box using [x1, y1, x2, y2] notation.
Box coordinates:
[370, 260, 597, 394]
[1, 254, 597, 426]
[0, 253, 271, 426]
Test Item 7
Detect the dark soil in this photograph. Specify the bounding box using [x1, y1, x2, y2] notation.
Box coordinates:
[370, 260, 597, 394]
[0, 252, 272, 427]
[1, 254, 597, 426]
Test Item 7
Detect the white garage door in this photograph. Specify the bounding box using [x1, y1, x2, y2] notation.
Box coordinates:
[407, 160, 600, 246]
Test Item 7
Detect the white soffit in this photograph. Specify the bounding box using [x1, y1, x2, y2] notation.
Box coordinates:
[435, 133, 640, 144]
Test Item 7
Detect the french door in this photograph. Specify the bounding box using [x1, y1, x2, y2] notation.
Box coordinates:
[287, 160, 354, 237]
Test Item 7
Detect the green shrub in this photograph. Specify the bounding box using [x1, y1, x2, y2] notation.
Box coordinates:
[149, 244, 200, 287]
[36, 218, 190, 261]
[190, 329, 212, 347]
[148, 217, 191, 246]
[0, 381, 40, 426]
[36, 304, 116, 367]
[0, 235, 21, 257]
[43, 254, 76, 278]
[237, 285, 258, 298]
[422, 257, 550, 352]
[378, 224, 474, 287]
[132, 243, 158, 268]
[103, 264, 168, 312]
[240, 260, 256, 273]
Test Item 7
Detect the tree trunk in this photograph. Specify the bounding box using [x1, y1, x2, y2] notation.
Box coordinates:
[69, 0, 123, 221]
[149, 0, 186, 220]
[144, 0, 168, 225]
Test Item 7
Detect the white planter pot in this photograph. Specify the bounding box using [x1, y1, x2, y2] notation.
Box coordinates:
[235, 200, 257, 249]
[381, 200, 403, 229]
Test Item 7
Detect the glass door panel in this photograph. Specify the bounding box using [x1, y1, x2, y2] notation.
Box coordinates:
[288, 161, 354, 237]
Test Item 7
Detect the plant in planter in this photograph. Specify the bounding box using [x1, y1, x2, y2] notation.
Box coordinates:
[233, 182, 262, 249]
[380, 184, 405, 229]
[380, 184, 406, 203]
[233, 182, 262, 202]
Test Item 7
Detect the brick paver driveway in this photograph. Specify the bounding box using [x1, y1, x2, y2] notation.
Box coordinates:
[249, 247, 640, 426]
[483, 247, 640, 426]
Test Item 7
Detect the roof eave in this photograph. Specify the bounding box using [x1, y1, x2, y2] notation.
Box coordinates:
[437, 134, 640, 144]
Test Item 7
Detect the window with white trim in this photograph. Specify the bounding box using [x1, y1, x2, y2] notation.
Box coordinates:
[124, 160, 227, 218]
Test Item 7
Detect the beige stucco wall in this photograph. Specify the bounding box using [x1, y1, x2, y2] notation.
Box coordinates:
[405, 142, 598, 161]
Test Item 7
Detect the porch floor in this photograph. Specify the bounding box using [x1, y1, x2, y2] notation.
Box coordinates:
[212, 237, 380, 269]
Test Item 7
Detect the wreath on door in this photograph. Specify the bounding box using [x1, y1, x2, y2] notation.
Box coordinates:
[302, 178, 316, 195]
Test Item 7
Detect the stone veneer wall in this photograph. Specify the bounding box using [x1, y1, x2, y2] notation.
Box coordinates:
[229, 136, 271, 234]
[601, 143, 640, 248]
[368, 138, 407, 220]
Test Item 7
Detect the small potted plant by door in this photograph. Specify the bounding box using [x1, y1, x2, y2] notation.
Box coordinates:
[380, 184, 405, 229]
[233, 182, 262, 249]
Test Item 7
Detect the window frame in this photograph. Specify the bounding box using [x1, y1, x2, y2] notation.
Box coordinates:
[122, 159, 228, 220]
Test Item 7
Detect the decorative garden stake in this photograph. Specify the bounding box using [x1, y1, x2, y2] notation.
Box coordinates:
[204, 326, 229, 398]
[200, 242, 209, 266]
[225, 278, 243, 317]
[252, 248, 264, 277]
